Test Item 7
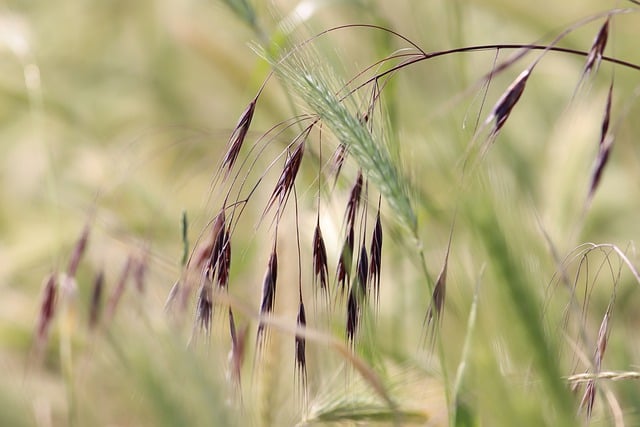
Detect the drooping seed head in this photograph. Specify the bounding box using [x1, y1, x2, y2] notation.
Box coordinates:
[580, 379, 596, 418]
[356, 243, 369, 297]
[588, 134, 614, 201]
[369, 207, 383, 303]
[345, 170, 364, 229]
[206, 210, 227, 279]
[266, 139, 306, 215]
[36, 274, 58, 345]
[195, 278, 213, 335]
[583, 18, 609, 79]
[295, 301, 307, 384]
[89, 270, 104, 329]
[336, 226, 354, 295]
[227, 308, 247, 386]
[67, 224, 90, 278]
[486, 69, 530, 136]
[221, 98, 257, 178]
[312, 220, 329, 295]
[257, 248, 278, 342]
[594, 301, 613, 372]
[600, 82, 613, 146]
[346, 286, 359, 345]
[329, 143, 348, 185]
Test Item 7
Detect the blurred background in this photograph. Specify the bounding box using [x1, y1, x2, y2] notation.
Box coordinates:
[2, 1, 640, 426]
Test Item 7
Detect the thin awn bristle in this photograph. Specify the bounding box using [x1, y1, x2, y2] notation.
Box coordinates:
[485, 68, 531, 137]
[89, 270, 104, 330]
[256, 248, 278, 345]
[221, 97, 258, 178]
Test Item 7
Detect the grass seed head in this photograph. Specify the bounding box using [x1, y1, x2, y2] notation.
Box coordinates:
[336, 226, 355, 295]
[346, 286, 359, 344]
[36, 274, 58, 345]
[222, 97, 257, 177]
[345, 170, 364, 229]
[369, 206, 383, 303]
[89, 270, 104, 329]
[257, 248, 278, 342]
[295, 301, 307, 383]
[486, 69, 530, 136]
[266, 139, 306, 215]
[584, 18, 609, 78]
[67, 224, 90, 278]
[588, 134, 614, 201]
[356, 243, 369, 296]
[195, 279, 213, 335]
[312, 220, 329, 294]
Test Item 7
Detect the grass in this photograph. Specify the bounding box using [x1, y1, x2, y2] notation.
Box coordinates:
[5, 0, 640, 426]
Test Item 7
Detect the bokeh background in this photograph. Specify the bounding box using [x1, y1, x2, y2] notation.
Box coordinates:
[2, 1, 640, 426]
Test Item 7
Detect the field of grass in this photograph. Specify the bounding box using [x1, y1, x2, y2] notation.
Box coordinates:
[3, 1, 640, 426]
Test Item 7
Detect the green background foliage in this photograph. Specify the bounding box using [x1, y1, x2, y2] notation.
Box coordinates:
[2, 0, 640, 426]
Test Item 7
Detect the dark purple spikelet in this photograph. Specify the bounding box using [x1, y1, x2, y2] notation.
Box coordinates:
[425, 231, 452, 346]
[266, 139, 306, 214]
[89, 270, 104, 329]
[583, 18, 609, 78]
[206, 210, 227, 279]
[222, 97, 257, 178]
[369, 206, 383, 303]
[217, 228, 232, 289]
[356, 243, 369, 297]
[345, 170, 364, 229]
[195, 279, 213, 335]
[486, 69, 530, 136]
[295, 301, 307, 384]
[36, 274, 58, 346]
[312, 219, 329, 295]
[346, 286, 359, 345]
[329, 143, 348, 185]
[336, 226, 354, 295]
[600, 82, 613, 146]
[67, 224, 90, 278]
[257, 248, 278, 343]
[588, 134, 614, 201]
